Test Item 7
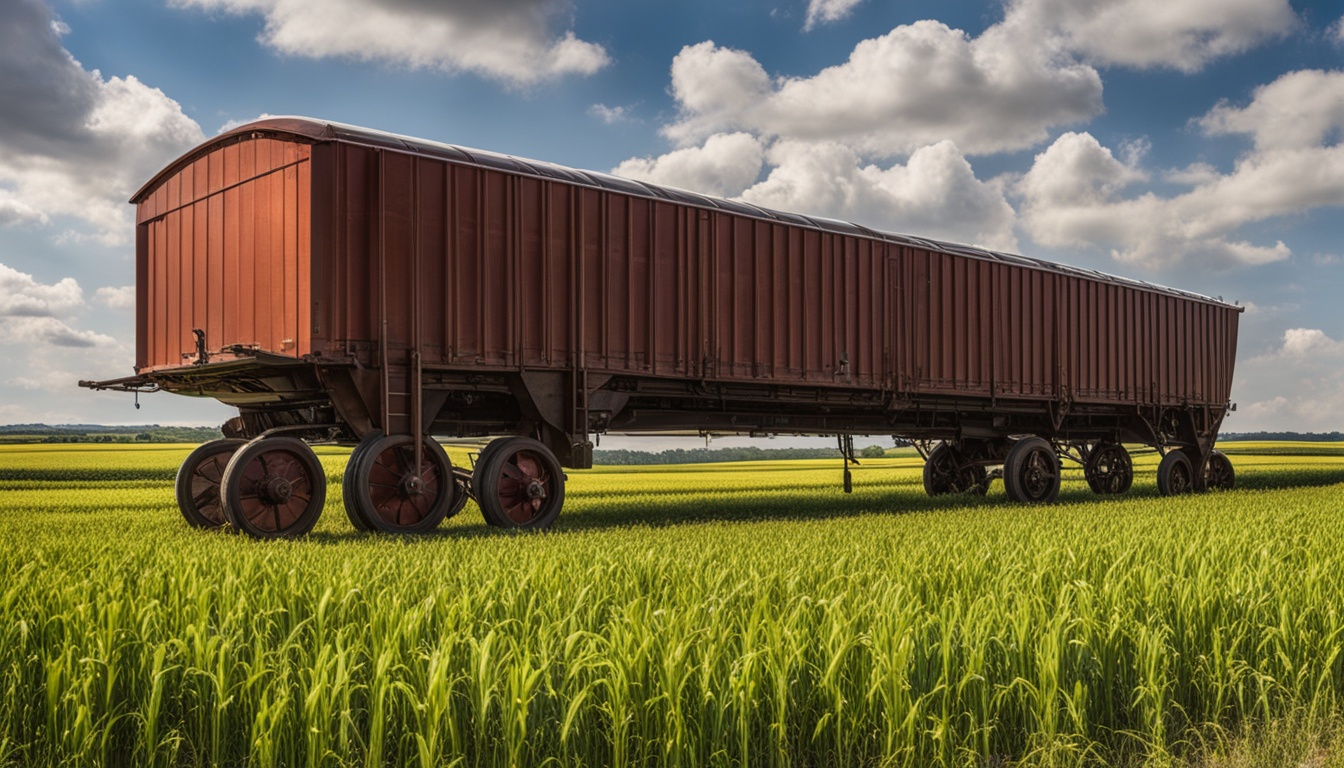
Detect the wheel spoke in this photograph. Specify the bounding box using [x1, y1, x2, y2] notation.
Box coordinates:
[500, 459, 529, 481]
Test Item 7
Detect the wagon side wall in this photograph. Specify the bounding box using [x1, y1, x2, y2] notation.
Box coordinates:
[309, 143, 891, 390]
[134, 136, 312, 373]
[308, 138, 1239, 412]
[898, 250, 1241, 408]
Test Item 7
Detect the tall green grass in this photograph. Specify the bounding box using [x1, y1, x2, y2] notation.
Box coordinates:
[1, 443, 1343, 766]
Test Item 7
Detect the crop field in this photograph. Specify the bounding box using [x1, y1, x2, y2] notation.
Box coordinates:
[2, 442, 1344, 767]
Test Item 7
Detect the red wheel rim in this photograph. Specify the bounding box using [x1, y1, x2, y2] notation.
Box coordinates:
[1022, 449, 1057, 500]
[233, 447, 317, 532]
[189, 453, 231, 525]
[367, 443, 444, 527]
[495, 449, 553, 524]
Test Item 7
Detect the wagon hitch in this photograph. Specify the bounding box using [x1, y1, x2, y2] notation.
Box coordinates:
[77, 374, 161, 395]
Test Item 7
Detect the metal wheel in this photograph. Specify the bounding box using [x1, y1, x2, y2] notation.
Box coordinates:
[1003, 437, 1060, 504]
[1157, 449, 1194, 496]
[346, 433, 458, 533]
[473, 436, 566, 529]
[922, 442, 988, 496]
[175, 438, 246, 528]
[1084, 442, 1133, 495]
[1204, 449, 1235, 491]
[342, 431, 383, 532]
[220, 436, 327, 539]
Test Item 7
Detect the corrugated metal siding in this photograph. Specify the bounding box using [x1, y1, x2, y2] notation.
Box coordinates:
[134, 128, 1238, 412]
[898, 249, 1240, 406]
[307, 138, 1239, 409]
[135, 138, 311, 373]
[312, 144, 891, 389]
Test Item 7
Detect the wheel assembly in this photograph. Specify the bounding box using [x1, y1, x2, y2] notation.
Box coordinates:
[472, 436, 566, 529]
[922, 442, 988, 496]
[1084, 442, 1133, 495]
[1157, 449, 1194, 496]
[175, 438, 246, 528]
[344, 433, 459, 533]
[1003, 437, 1061, 504]
[1204, 449, 1235, 491]
[219, 436, 328, 539]
[341, 431, 383, 532]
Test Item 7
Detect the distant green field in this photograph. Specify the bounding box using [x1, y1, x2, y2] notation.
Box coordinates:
[2, 442, 1344, 767]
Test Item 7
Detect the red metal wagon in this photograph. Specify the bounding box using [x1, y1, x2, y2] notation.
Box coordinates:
[82, 118, 1242, 537]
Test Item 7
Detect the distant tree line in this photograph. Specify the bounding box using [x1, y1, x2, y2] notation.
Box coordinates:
[592, 444, 901, 465]
[0, 424, 222, 444]
[1220, 431, 1344, 442]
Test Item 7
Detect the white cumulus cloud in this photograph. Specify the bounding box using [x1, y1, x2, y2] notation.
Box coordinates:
[0, 262, 84, 316]
[663, 29, 1101, 156]
[588, 104, 631, 125]
[1268, 328, 1344, 360]
[803, 0, 864, 30]
[613, 133, 765, 197]
[1236, 328, 1344, 432]
[1019, 70, 1344, 269]
[172, 0, 608, 86]
[0, 0, 204, 245]
[1198, 69, 1344, 152]
[742, 140, 1017, 250]
[0, 262, 116, 349]
[1003, 0, 1295, 73]
[94, 285, 136, 310]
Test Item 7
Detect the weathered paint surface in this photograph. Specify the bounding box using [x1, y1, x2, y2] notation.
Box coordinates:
[131, 119, 1239, 411]
[135, 137, 311, 372]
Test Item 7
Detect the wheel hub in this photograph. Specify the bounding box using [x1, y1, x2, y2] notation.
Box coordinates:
[263, 477, 293, 504]
[400, 474, 426, 497]
[525, 480, 547, 500]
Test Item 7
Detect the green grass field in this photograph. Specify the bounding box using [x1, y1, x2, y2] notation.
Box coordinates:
[2, 442, 1344, 767]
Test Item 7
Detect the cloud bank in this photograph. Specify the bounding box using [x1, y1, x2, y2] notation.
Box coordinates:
[0, 0, 204, 245]
[1018, 70, 1344, 268]
[172, 0, 608, 86]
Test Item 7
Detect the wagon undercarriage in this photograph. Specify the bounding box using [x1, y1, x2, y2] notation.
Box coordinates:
[86, 351, 1234, 539]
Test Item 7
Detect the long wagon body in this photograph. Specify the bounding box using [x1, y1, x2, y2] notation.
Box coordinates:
[84, 117, 1243, 537]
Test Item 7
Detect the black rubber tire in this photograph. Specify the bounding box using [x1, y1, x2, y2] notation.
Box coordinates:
[922, 443, 988, 496]
[1157, 449, 1194, 496]
[474, 436, 566, 529]
[1003, 437, 1061, 504]
[346, 434, 457, 534]
[469, 438, 507, 491]
[175, 438, 247, 528]
[1084, 442, 1134, 495]
[220, 436, 328, 539]
[1204, 449, 1235, 491]
[342, 431, 383, 532]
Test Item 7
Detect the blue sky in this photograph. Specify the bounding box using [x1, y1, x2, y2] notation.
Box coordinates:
[1, 0, 1342, 435]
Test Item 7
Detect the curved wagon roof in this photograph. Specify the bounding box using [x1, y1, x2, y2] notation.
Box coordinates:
[134, 116, 1240, 311]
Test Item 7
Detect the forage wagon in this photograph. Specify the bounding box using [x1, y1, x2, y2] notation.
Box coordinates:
[82, 117, 1242, 538]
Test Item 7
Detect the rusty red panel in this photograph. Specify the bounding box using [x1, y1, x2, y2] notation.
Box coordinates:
[222, 143, 240, 189]
[193, 158, 209, 202]
[222, 186, 240, 347]
[238, 179, 256, 348]
[133, 136, 311, 373]
[206, 193, 224, 341]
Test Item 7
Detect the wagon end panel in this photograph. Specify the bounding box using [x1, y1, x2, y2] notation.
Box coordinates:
[135, 136, 312, 373]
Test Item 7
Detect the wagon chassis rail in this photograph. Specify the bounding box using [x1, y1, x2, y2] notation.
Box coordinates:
[77, 374, 161, 394]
